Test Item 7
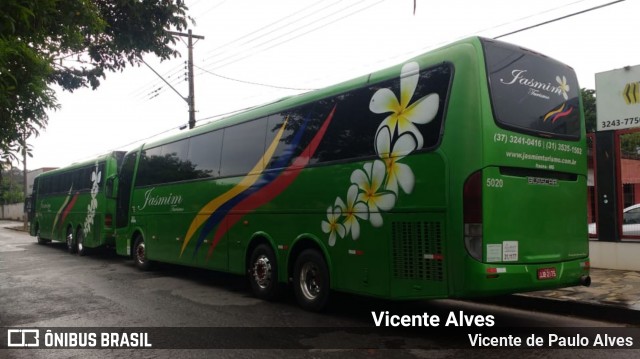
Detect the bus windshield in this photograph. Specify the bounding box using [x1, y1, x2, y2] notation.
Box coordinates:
[483, 38, 581, 140]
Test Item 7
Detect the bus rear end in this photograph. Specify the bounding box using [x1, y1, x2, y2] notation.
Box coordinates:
[460, 38, 590, 296]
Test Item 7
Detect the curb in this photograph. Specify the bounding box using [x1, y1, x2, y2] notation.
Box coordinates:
[476, 294, 640, 326]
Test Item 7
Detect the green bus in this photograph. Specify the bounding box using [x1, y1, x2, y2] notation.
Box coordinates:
[29, 151, 124, 255]
[114, 37, 590, 311]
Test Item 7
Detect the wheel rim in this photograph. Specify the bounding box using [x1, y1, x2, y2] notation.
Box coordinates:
[66, 229, 73, 248]
[299, 262, 321, 301]
[252, 255, 272, 289]
[136, 241, 146, 265]
[77, 232, 84, 252]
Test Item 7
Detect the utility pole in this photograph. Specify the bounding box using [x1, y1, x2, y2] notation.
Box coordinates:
[22, 133, 27, 230]
[167, 30, 204, 129]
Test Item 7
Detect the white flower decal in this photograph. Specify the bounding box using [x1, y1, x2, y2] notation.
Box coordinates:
[321, 205, 346, 246]
[370, 62, 440, 149]
[335, 185, 368, 240]
[83, 162, 101, 237]
[556, 75, 570, 100]
[375, 126, 416, 195]
[350, 160, 396, 228]
[320, 61, 440, 246]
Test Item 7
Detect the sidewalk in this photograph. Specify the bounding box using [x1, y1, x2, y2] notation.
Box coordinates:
[0, 219, 27, 232]
[492, 268, 640, 325]
[523, 268, 640, 311]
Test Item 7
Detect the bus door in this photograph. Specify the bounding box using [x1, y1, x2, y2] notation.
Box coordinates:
[115, 151, 137, 256]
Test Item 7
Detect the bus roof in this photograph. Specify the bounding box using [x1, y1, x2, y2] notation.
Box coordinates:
[34, 151, 125, 179]
[136, 37, 491, 151]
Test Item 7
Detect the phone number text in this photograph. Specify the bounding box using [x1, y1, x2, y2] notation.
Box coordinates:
[493, 133, 582, 155]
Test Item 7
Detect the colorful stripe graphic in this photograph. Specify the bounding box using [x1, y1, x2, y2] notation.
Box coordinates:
[51, 186, 79, 238]
[543, 103, 573, 123]
[206, 105, 337, 258]
[180, 115, 290, 257]
[181, 105, 336, 259]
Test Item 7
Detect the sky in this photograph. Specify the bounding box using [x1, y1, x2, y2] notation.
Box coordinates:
[24, 0, 640, 170]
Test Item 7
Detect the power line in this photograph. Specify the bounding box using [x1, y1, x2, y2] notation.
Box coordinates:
[208, 0, 377, 69]
[191, 0, 227, 22]
[202, 0, 387, 72]
[200, 0, 343, 62]
[495, 0, 626, 39]
[98, 0, 623, 158]
[475, 0, 590, 38]
[194, 64, 316, 91]
[128, 62, 186, 100]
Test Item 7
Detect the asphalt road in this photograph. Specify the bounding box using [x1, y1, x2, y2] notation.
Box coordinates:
[1, 221, 638, 358]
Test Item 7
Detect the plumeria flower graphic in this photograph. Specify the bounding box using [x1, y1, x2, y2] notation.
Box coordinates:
[375, 126, 416, 195]
[369, 62, 440, 149]
[321, 205, 346, 246]
[335, 185, 369, 240]
[350, 160, 396, 228]
[556, 75, 570, 100]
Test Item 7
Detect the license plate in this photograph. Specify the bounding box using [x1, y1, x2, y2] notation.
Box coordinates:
[537, 267, 556, 280]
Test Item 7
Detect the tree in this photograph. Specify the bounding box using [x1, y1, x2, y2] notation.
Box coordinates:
[0, 167, 24, 204]
[0, 0, 192, 162]
[581, 88, 596, 133]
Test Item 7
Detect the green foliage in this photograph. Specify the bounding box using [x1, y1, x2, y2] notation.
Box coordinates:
[0, 168, 24, 204]
[620, 132, 640, 159]
[0, 0, 191, 162]
[581, 88, 596, 133]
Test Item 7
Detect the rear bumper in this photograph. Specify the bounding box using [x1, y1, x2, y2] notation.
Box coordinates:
[454, 257, 591, 297]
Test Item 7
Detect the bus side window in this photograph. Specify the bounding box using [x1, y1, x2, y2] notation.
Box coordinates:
[188, 130, 223, 179]
[220, 118, 268, 177]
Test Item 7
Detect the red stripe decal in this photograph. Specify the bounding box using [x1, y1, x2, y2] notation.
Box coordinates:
[206, 105, 337, 258]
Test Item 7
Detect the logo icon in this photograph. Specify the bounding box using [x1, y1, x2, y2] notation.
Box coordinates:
[7, 329, 39, 347]
[623, 82, 640, 105]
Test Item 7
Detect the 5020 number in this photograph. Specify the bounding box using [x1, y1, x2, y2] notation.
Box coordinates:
[486, 178, 504, 188]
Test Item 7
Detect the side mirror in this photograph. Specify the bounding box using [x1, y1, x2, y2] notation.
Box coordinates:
[106, 175, 118, 199]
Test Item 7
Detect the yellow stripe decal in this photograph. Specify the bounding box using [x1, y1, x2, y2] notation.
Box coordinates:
[180, 116, 289, 256]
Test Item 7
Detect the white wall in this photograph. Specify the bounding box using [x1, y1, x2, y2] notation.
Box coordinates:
[0, 203, 24, 221]
[590, 240, 640, 271]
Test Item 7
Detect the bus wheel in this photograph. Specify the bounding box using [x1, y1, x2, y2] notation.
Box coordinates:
[66, 226, 77, 254]
[36, 228, 49, 245]
[293, 249, 330, 312]
[133, 236, 152, 271]
[248, 244, 280, 300]
[76, 229, 86, 256]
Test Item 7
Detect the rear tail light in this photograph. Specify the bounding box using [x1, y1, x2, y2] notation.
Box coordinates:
[464, 171, 483, 261]
[105, 213, 113, 227]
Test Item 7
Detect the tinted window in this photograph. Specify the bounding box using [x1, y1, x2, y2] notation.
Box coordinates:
[220, 118, 268, 177]
[37, 162, 105, 195]
[483, 39, 581, 139]
[136, 139, 207, 186]
[308, 63, 451, 164]
[162, 140, 188, 161]
[265, 111, 321, 169]
[188, 130, 223, 178]
[136, 147, 162, 186]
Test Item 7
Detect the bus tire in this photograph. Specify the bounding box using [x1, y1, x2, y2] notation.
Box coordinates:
[76, 228, 86, 256]
[293, 249, 330, 312]
[66, 226, 77, 254]
[248, 244, 280, 301]
[36, 227, 49, 245]
[133, 236, 152, 271]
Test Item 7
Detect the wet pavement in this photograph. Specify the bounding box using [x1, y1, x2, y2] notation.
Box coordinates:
[2, 220, 639, 325]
